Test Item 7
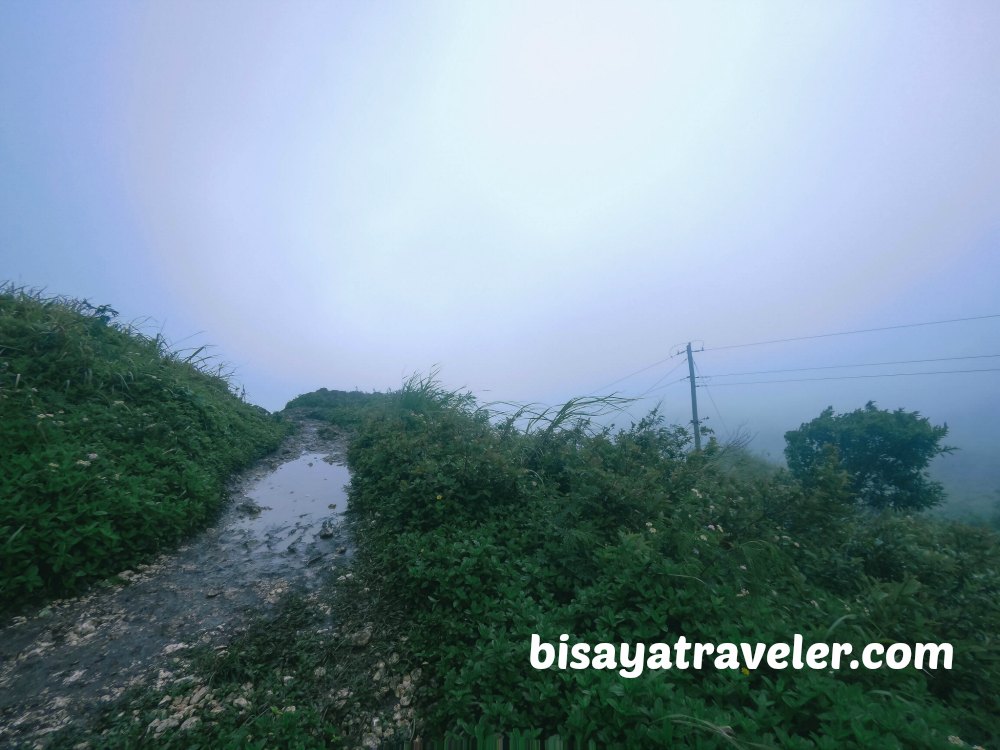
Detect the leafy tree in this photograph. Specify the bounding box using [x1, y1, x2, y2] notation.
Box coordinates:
[784, 401, 952, 511]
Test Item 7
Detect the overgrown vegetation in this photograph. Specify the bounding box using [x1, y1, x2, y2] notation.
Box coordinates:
[331, 379, 997, 747]
[0, 285, 289, 612]
[43, 378, 999, 748]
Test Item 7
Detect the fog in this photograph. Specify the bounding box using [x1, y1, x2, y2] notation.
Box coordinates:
[3, 2, 998, 517]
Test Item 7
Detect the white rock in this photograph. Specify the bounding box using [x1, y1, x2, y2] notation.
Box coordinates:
[180, 716, 200, 731]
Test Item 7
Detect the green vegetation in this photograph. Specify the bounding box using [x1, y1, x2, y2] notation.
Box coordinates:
[0, 285, 289, 612]
[331, 380, 997, 747]
[785, 402, 953, 512]
[37, 377, 1000, 748]
[285, 386, 387, 431]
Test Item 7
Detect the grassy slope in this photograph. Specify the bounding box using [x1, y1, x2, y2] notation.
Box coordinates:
[0, 286, 289, 613]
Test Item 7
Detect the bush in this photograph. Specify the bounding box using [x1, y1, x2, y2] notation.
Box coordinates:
[784, 402, 952, 511]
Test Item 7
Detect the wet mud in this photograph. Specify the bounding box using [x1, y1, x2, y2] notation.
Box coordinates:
[0, 418, 351, 748]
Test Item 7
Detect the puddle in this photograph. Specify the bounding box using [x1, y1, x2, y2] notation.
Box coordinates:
[0, 420, 352, 748]
[232, 452, 350, 563]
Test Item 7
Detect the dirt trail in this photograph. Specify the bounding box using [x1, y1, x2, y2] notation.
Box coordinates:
[0, 419, 351, 748]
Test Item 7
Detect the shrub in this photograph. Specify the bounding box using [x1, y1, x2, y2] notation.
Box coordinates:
[784, 402, 952, 511]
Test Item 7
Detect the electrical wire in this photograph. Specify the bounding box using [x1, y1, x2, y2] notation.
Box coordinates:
[592, 313, 998, 395]
[592, 350, 683, 393]
[640, 375, 691, 396]
[694, 358, 729, 436]
[638, 357, 689, 396]
[697, 353, 1000, 379]
[703, 314, 1000, 352]
[698, 367, 1000, 386]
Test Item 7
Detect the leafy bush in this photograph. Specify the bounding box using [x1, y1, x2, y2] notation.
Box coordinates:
[0, 285, 289, 612]
[784, 402, 952, 511]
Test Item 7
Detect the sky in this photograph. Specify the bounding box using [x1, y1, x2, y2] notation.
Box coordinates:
[2, 1, 999, 510]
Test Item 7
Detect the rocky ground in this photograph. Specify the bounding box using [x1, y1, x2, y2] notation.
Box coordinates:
[0, 419, 352, 748]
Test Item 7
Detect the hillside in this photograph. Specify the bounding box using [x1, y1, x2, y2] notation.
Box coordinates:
[0, 286, 289, 612]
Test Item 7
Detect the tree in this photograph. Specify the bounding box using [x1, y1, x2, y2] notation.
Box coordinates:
[784, 401, 953, 511]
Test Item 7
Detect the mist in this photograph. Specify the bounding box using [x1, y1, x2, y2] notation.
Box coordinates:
[3, 1, 998, 520]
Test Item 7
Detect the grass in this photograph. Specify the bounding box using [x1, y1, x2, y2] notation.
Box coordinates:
[32, 370, 1000, 748]
[0, 284, 290, 613]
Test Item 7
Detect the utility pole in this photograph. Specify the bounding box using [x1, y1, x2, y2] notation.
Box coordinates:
[686, 342, 701, 451]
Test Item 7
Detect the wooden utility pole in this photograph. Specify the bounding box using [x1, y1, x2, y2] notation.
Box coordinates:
[686, 342, 701, 450]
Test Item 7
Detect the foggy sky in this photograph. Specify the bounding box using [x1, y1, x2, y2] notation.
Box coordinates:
[2, 2, 998, 507]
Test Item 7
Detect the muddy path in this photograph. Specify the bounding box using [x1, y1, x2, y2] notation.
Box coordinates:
[0, 418, 352, 748]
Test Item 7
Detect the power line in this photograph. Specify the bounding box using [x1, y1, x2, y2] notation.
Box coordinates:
[699, 367, 1000, 387]
[639, 376, 690, 396]
[638, 357, 689, 396]
[703, 314, 1000, 352]
[592, 313, 999, 395]
[694, 358, 729, 436]
[698, 353, 1000, 379]
[593, 350, 683, 393]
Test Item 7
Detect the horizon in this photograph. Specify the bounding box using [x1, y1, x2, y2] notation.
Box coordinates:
[3, 1, 998, 518]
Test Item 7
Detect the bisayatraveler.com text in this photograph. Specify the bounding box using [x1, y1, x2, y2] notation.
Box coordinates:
[530, 634, 952, 678]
